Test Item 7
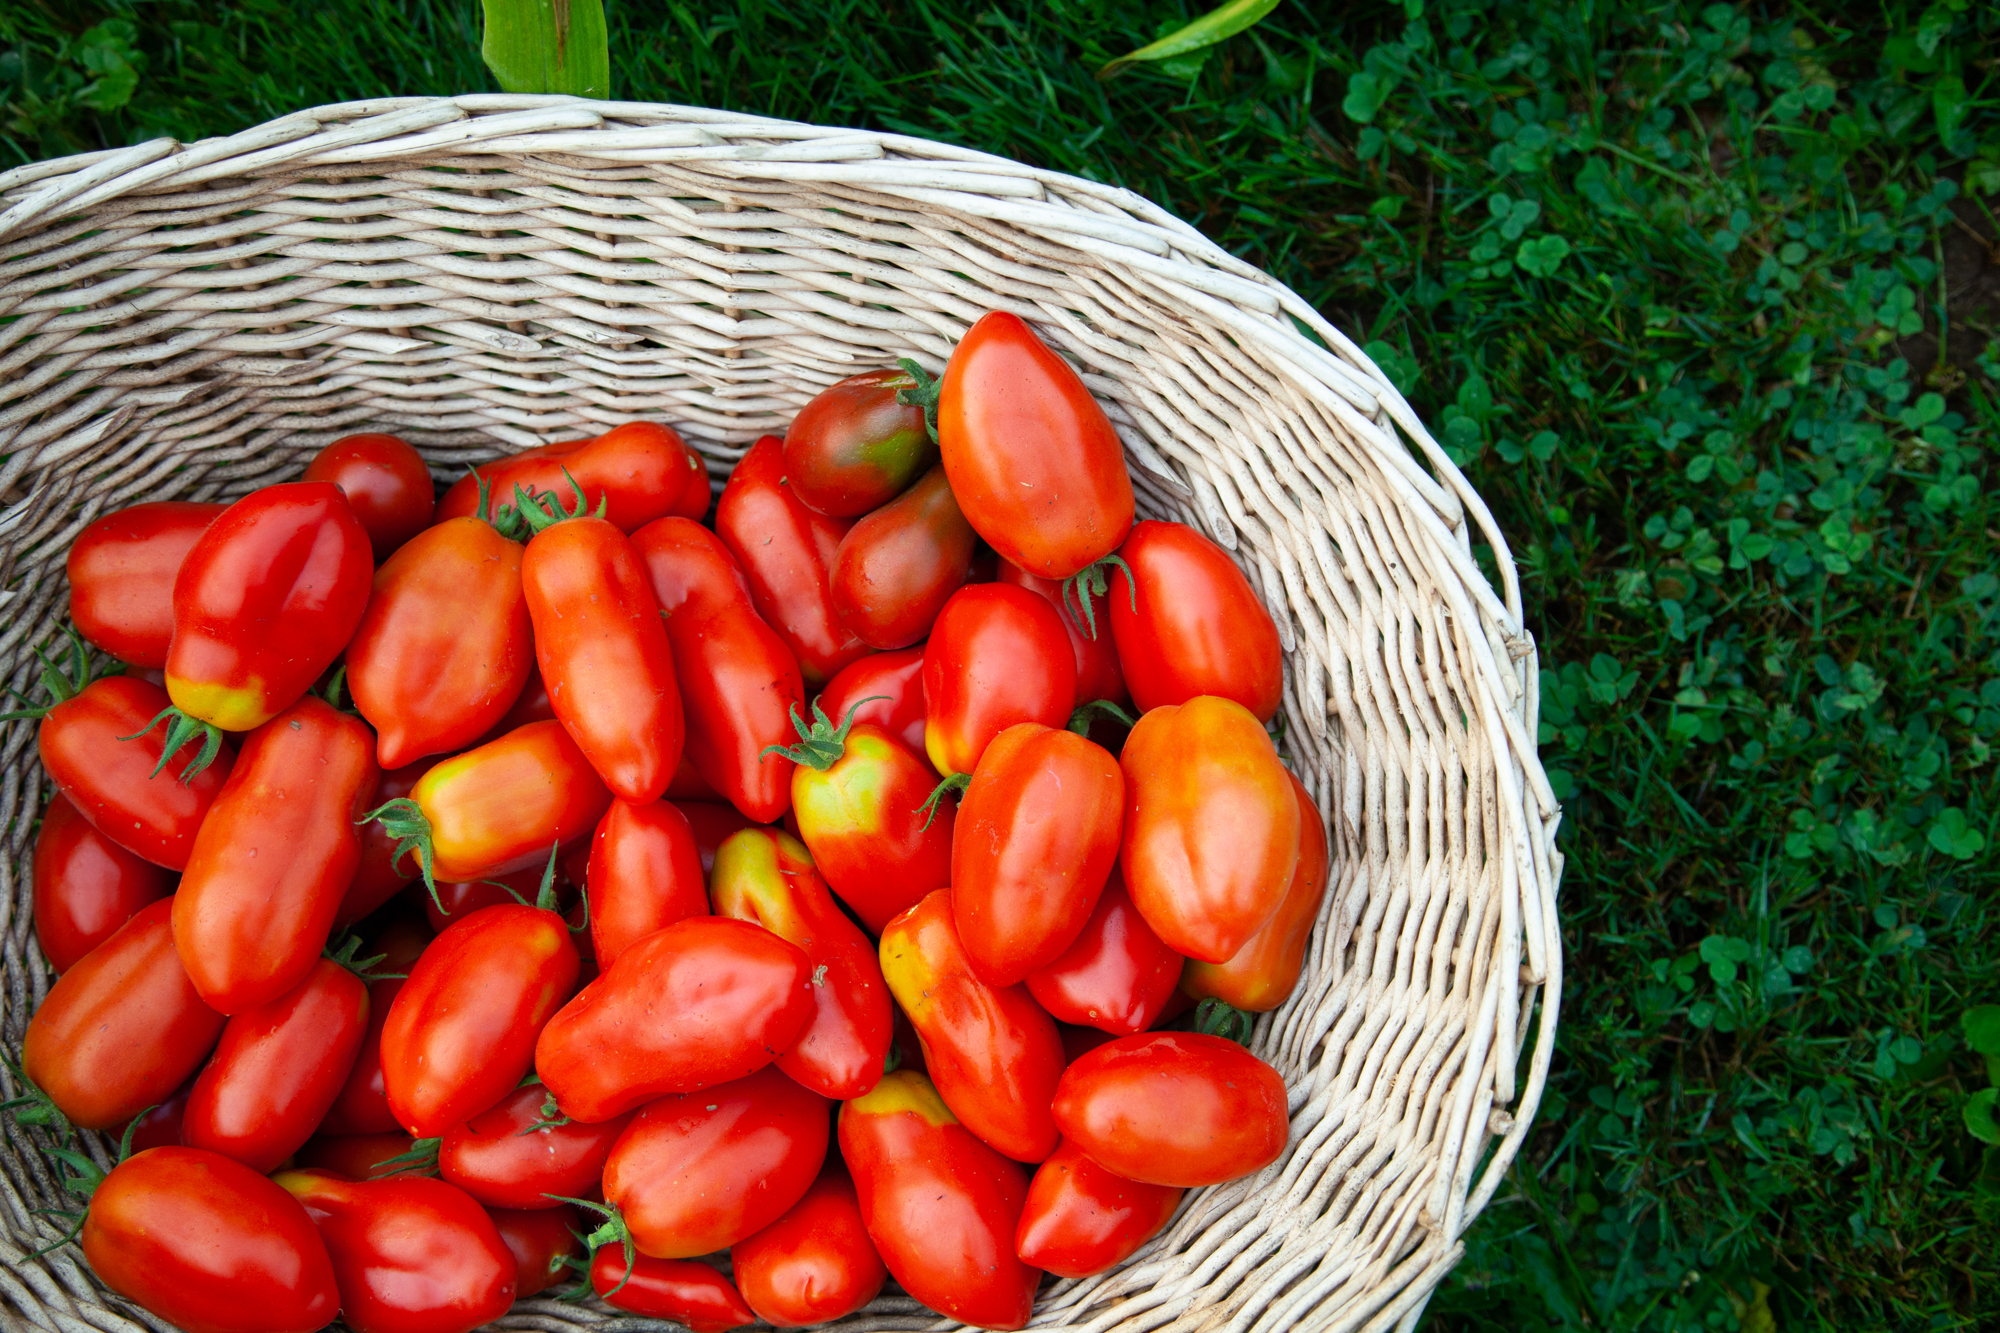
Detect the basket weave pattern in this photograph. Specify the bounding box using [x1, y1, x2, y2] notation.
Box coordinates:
[0, 95, 1562, 1333]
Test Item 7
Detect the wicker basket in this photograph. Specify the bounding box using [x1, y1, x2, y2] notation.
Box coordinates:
[0, 95, 1562, 1333]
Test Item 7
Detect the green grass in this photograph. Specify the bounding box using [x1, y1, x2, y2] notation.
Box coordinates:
[6, 0, 1999, 1328]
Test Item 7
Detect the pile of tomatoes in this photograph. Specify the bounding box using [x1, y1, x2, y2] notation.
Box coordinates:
[9, 311, 1328, 1333]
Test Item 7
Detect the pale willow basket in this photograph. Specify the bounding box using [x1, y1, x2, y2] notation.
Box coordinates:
[0, 96, 1562, 1333]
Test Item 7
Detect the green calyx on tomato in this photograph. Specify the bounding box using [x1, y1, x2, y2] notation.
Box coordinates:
[894, 358, 942, 442]
[1192, 997, 1256, 1046]
[1066, 699, 1136, 737]
[760, 696, 885, 772]
[360, 797, 441, 904]
[495, 468, 608, 541]
[369, 1135, 443, 1178]
[117, 705, 226, 785]
[0, 1054, 71, 1135]
[321, 932, 402, 983]
[916, 770, 971, 832]
[7, 1095, 151, 1257]
[3, 631, 222, 785]
[541, 1193, 640, 1303]
[0, 629, 96, 723]
[514, 1090, 572, 1136]
[1059, 553, 1136, 641]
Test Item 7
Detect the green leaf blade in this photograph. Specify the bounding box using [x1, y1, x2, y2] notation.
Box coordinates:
[1098, 0, 1283, 80]
[482, 0, 609, 98]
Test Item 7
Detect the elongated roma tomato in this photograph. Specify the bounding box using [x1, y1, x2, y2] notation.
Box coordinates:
[937, 311, 1134, 581]
[784, 715, 953, 934]
[275, 1170, 514, 1333]
[782, 367, 937, 516]
[815, 645, 927, 754]
[733, 1161, 887, 1327]
[333, 759, 439, 929]
[86, 1148, 338, 1333]
[173, 696, 379, 1013]
[348, 517, 532, 768]
[1109, 520, 1283, 721]
[586, 798, 707, 969]
[839, 1070, 1041, 1330]
[715, 434, 869, 686]
[633, 516, 803, 822]
[591, 1251, 755, 1331]
[711, 828, 891, 1099]
[923, 583, 1075, 777]
[319, 919, 430, 1137]
[603, 1064, 828, 1257]
[521, 502, 683, 804]
[490, 1204, 582, 1298]
[23, 899, 224, 1129]
[1181, 770, 1329, 1012]
[381, 902, 579, 1137]
[1052, 1033, 1288, 1187]
[439, 1083, 634, 1210]
[1025, 869, 1183, 1036]
[386, 720, 612, 885]
[998, 558, 1127, 706]
[879, 889, 1063, 1162]
[304, 433, 436, 560]
[675, 800, 766, 877]
[32, 792, 172, 972]
[1120, 696, 1299, 963]
[951, 722, 1123, 986]
[39, 675, 234, 870]
[1015, 1137, 1182, 1278]
[168, 482, 373, 731]
[66, 501, 223, 667]
[829, 464, 977, 650]
[437, 421, 706, 533]
[183, 958, 370, 1173]
[537, 916, 813, 1123]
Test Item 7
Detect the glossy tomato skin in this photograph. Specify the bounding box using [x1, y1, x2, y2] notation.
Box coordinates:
[523, 515, 683, 804]
[632, 516, 803, 822]
[408, 720, 612, 882]
[1181, 770, 1329, 1012]
[790, 723, 953, 934]
[782, 368, 936, 516]
[334, 759, 440, 929]
[1052, 1033, 1289, 1187]
[23, 899, 224, 1129]
[923, 583, 1076, 776]
[951, 722, 1123, 986]
[714, 434, 869, 686]
[1120, 696, 1299, 963]
[120, 1080, 193, 1152]
[1109, 520, 1283, 721]
[476, 663, 555, 743]
[586, 798, 707, 968]
[66, 501, 224, 667]
[32, 792, 173, 972]
[675, 800, 766, 877]
[998, 558, 1127, 705]
[320, 919, 431, 1136]
[733, 1161, 887, 1327]
[39, 675, 234, 870]
[85, 1148, 339, 1333]
[1015, 1137, 1182, 1278]
[590, 1250, 756, 1331]
[167, 482, 373, 731]
[438, 421, 704, 533]
[536, 916, 813, 1122]
[815, 645, 927, 754]
[173, 696, 380, 1014]
[937, 311, 1134, 580]
[829, 464, 977, 650]
[182, 958, 370, 1173]
[879, 889, 1063, 1163]
[276, 1170, 515, 1333]
[304, 433, 436, 560]
[349, 517, 532, 768]
[838, 1070, 1041, 1330]
[490, 1204, 582, 1298]
[1026, 868, 1183, 1036]
[381, 903, 579, 1137]
[438, 1083, 634, 1209]
[603, 1064, 828, 1257]
[710, 828, 891, 1099]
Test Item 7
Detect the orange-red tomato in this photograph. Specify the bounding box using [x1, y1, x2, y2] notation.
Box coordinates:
[1181, 770, 1330, 1012]
[922, 583, 1075, 777]
[294, 1133, 419, 1181]
[1109, 520, 1283, 722]
[586, 798, 708, 969]
[879, 889, 1063, 1163]
[1025, 868, 1183, 1036]
[589, 1251, 755, 1331]
[31, 792, 172, 973]
[303, 433, 436, 560]
[1051, 1032, 1289, 1187]
[997, 558, 1127, 705]
[436, 421, 706, 533]
[732, 1162, 887, 1327]
[65, 501, 223, 668]
[829, 463, 977, 649]
[1119, 696, 1299, 963]
[838, 1070, 1041, 1330]
[950, 722, 1123, 986]
[814, 645, 927, 755]
[318, 919, 430, 1137]
[397, 720, 612, 883]
[789, 720, 954, 935]
[675, 800, 767, 877]
[22, 899, 224, 1130]
[333, 759, 439, 929]
[781, 367, 936, 517]
[489, 1204, 582, 1298]
[438, 1084, 634, 1210]
[1014, 1137, 1182, 1278]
